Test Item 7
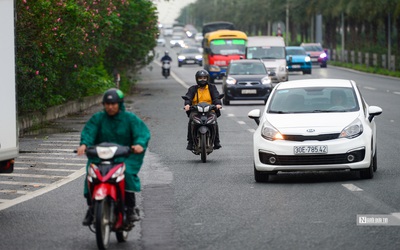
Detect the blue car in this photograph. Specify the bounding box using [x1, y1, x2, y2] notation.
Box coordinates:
[285, 46, 312, 74]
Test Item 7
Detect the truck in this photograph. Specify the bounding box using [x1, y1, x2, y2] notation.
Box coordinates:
[0, 0, 19, 173]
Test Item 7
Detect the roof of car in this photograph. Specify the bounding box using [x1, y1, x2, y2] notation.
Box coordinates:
[275, 79, 354, 89]
[286, 46, 306, 50]
[300, 42, 322, 46]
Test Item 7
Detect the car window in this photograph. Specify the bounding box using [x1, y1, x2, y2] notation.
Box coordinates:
[182, 49, 199, 54]
[229, 63, 267, 75]
[286, 48, 306, 56]
[268, 87, 359, 113]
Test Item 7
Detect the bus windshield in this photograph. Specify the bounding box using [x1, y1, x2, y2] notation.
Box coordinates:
[246, 46, 285, 59]
[210, 39, 246, 55]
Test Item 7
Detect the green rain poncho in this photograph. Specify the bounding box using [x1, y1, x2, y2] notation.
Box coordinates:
[80, 102, 150, 195]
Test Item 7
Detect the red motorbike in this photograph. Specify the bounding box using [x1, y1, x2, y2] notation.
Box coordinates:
[85, 142, 134, 250]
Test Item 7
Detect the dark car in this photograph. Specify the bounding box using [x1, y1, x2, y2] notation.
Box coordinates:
[222, 59, 273, 105]
[300, 42, 328, 67]
[177, 47, 203, 67]
[285, 46, 312, 74]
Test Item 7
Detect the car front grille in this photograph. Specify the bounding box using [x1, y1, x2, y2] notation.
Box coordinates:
[237, 81, 261, 85]
[259, 148, 366, 165]
[284, 133, 340, 141]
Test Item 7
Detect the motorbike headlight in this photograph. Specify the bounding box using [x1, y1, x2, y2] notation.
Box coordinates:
[305, 56, 311, 62]
[197, 106, 204, 112]
[226, 77, 237, 85]
[339, 118, 363, 139]
[203, 106, 210, 112]
[320, 52, 327, 59]
[261, 76, 271, 85]
[178, 55, 186, 60]
[261, 121, 283, 141]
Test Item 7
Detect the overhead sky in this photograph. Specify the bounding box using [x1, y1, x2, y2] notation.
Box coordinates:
[152, 0, 197, 25]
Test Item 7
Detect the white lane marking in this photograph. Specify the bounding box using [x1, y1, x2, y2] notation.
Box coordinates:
[394, 92, 400, 95]
[0, 181, 50, 187]
[0, 173, 66, 179]
[237, 121, 246, 125]
[248, 129, 256, 133]
[342, 183, 363, 191]
[17, 156, 86, 161]
[363, 86, 376, 91]
[15, 161, 84, 167]
[0, 190, 29, 194]
[227, 114, 235, 117]
[0, 167, 86, 211]
[0, 199, 10, 203]
[39, 141, 79, 144]
[34, 149, 78, 152]
[391, 213, 400, 220]
[14, 167, 76, 172]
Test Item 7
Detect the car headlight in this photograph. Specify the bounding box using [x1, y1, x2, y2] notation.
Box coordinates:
[339, 118, 363, 139]
[178, 55, 186, 60]
[261, 121, 283, 141]
[226, 76, 237, 85]
[279, 65, 286, 72]
[261, 76, 271, 85]
[195, 55, 202, 60]
[209, 65, 220, 71]
[305, 56, 311, 62]
[320, 52, 327, 59]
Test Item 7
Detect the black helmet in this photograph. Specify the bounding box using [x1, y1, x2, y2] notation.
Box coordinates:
[165, 51, 169, 55]
[102, 88, 124, 104]
[195, 70, 209, 87]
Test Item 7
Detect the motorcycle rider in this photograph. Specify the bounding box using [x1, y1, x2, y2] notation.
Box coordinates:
[160, 51, 172, 62]
[184, 69, 222, 150]
[77, 88, 151, 226]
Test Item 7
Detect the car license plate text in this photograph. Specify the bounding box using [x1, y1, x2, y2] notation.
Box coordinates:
[241, 89, 257, 94]
[186, 60, 195, 64]
[293, 145, 328, 154]
[292, 65, 301, 68]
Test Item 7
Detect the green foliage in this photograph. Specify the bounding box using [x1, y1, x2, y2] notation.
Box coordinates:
[16, 0, 158, 115]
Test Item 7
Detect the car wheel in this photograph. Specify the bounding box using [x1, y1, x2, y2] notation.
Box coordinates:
[199, 62, 203, 67]
[254, 164, 269, 183]
[178, 63, 182, 67]
[360, 151, 374, 179]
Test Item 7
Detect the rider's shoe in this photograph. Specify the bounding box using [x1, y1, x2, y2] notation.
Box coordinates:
[213, 142, 222, 149]
[127, 207, 140, 222]
[82, 208, 93, 226]
[186, 142, 193, 150]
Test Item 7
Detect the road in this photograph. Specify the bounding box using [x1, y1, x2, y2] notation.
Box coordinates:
[0, 46, 400, 250]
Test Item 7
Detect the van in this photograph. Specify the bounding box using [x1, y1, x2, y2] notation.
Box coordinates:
[246, 36, 288, 82]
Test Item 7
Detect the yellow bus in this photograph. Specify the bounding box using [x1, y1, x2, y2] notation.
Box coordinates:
[202, 30, 247, 83]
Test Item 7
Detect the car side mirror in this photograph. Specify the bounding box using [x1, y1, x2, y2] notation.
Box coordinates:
[248, 109, 261, 125]
[368, 106, 383, 122]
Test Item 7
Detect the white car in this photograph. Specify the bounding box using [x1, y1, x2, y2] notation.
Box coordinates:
[248, 79, 383, 182]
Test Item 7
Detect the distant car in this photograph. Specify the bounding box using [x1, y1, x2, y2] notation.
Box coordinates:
[248, 79, 383, 182]
[300, 43, 328, 67]
[177, 47, 203, 67]
[156, 37, 166, 47]
[170, 35, 185, 48]
[222, 59, 273, 105]
[194, 33, 204, 42]
[285, 46, 312, 74]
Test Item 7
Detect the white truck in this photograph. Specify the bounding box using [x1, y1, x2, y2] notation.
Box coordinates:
[0, 0, 19, 173]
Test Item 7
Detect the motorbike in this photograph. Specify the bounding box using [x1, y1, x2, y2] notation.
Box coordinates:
[182, 95, 224, 163]
[84, 142, 134, 250]
[161, 60, 171, 79]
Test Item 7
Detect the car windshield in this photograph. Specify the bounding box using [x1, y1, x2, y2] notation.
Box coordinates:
[246, 46, 285, 59]
[302, 45, 323, 51]
[268, 87, 360, 113]
[286, 48, 306, 56]
[228, 63, 267, 75]
[182, 48, 199, 54]
[210, 39, 246, 55]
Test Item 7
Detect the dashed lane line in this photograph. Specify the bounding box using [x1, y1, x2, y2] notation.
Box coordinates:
[1, 173, 66, 179]
[237, 121, 246, 125]
[342, 183, 363, 191]
[14, 167, 76, 172]
[14, 161, 84, 167]
[0, 181, 50, 187]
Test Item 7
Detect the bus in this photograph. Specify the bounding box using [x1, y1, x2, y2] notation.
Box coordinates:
[202, 30, 247, 83]
[0, 0, 18, 173]
[202, 21, 235, 36]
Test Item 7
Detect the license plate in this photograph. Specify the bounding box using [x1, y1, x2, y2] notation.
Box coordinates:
[292, 65, 301, 68]
[241, 89, 257, 94]
[186, 60, 195, 64]
[294, 145, 328, 154]
[311, 58, 318, 62]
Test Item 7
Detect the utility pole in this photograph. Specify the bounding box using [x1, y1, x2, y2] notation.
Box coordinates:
[286, 2, 289, 45]
[341, 12, 345, 61]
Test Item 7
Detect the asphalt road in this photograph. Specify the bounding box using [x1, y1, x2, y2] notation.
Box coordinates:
[0, 46, 400, 250]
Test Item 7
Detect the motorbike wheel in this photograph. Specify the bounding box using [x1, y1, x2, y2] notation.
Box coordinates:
[200, 133, 207, 163]
[116, 230, 129, 242]
[95, 199, 112, 250]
